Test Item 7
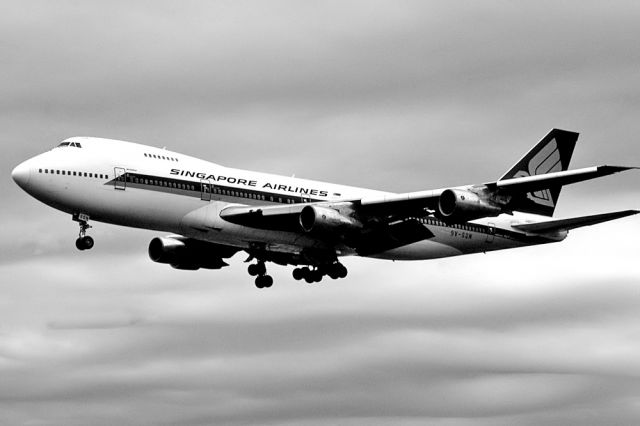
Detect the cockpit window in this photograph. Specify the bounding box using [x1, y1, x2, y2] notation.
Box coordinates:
[56, 141, 83, 148]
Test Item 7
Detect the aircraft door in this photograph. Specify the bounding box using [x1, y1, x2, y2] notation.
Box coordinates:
[114, 167, 126, 190]
[486, 223, 495, 243]
[200, 179, 212, 201]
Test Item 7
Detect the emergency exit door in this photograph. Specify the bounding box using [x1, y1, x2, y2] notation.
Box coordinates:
[114, 167, 126, 190]
[200, 179, 212, 201]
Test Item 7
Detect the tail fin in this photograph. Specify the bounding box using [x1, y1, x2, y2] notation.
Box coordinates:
[500, 129, 579, 216]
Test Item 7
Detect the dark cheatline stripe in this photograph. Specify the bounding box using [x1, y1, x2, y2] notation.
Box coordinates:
[107, 173, 551, 244]
[106, 172, 324, 205]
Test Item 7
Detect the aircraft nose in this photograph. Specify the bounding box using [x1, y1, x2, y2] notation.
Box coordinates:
[12, 160, 31, 189]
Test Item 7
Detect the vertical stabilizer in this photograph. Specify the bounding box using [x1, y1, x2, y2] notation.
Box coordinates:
[500, 129, 579, 216]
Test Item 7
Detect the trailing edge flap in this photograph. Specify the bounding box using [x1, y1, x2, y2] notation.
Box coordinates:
[512, 210, 639, 234]
[356, 219, 435, 256]
[488, 165, 637, 194]
[220, 204, 306, 231]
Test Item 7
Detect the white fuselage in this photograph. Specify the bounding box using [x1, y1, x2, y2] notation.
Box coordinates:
[13, 137, 563, 261]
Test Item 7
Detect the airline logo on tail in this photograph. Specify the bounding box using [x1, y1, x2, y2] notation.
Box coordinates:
[514, 138, 561, 207]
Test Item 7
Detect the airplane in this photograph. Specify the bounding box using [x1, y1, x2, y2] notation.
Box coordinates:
[11, 128, 638, 288]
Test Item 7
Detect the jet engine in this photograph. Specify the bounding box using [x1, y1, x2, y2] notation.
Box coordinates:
[437, 189, 503, 222]
[299, 205, 363, 235]
[148, 236, 238, 270]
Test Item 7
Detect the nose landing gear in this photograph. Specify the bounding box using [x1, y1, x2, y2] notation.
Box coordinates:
[73, 213, 94, 251]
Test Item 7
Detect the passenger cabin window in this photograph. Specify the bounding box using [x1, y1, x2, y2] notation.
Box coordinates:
[145, 152, 178, 162]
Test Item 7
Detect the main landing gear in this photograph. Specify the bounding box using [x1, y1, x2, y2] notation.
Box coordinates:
[247, 261, 273, 289]
[292, 262, 347, 284]
[245, 257, 348, 288]
[73, 214, 94, 251]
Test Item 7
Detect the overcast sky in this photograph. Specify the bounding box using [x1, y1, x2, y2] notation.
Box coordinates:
[2, 1, 640, 425]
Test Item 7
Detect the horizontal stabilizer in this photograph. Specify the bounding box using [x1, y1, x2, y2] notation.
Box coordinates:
[512, 210, 639, 234]
[491, 165, 637, 193]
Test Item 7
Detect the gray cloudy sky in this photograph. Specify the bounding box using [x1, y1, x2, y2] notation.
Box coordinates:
[2, 1, 640, 425]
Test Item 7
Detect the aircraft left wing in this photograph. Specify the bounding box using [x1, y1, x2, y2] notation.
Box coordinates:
[220, 202, 436, 255]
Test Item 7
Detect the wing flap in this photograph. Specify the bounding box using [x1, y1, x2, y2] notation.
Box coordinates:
[356, 219, 435, 255]
[512, 210, 639, 234]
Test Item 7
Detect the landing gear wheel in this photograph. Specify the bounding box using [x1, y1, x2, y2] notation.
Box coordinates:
[73, 214, 94, 251]
[327, 265, 339, 280]
[248, 264, 259, 276]
[337, 263, 347, 279]
[255, 274, 273, 288]
[81, 236, 94, 250]
[325, 263, 346, 280]
[263, 275, 273, 288]
[75, 235, 94, 251]
[292, 268, 304, 281]
[248, 262, 266, 277]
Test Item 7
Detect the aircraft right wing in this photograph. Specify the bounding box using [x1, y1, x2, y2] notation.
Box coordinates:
[357, 165, 637, 219]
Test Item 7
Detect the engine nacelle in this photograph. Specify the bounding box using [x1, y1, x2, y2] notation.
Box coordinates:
[148, 236, 235, 270]
[299, 205, 363, 234]
[438, 189, 503, 222]
[148, 236, 185, 264]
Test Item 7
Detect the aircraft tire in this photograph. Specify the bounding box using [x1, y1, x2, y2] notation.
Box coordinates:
[255, 274, 273, 288]
[248, 264, 259, 276]
[337, 264, 347, 279]
[255, 275, 265, 288]
[263, 275, 273, 288]
[327, 264, 340, 279]
[81, 236, 94, 250]
[75, 238, 85, 251]
[292, 268, 304, 280]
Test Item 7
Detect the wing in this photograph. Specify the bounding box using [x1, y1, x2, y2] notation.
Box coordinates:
[219, 165, 636, 255]
[219, 127, 637, 256]
[357, 165, 636, 218]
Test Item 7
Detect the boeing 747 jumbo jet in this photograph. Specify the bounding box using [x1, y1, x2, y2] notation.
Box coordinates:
[12, 129, 638, 288]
